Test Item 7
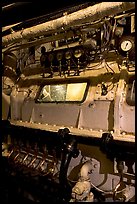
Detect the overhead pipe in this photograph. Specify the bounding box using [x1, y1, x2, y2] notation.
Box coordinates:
[2, 2, 135, 47]
[2, 3, 29, 11]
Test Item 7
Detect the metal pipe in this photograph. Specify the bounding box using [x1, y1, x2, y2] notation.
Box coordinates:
[2, 3, 29, 11]
[80, 160, 93, 180]
[2, 2, 135, 47]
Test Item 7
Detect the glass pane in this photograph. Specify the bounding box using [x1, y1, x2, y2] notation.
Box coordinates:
[66, 83, 87, 101]
[50, 84, 67, 101]
[38, 85, 52, 102]
[37, 82, 87, 103]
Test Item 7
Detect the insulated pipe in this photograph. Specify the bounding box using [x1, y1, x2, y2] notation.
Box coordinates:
[2, 2, 135, 47]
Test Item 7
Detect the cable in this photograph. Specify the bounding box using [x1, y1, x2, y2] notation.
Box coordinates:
[90, 179, 128, 196]
[86, 61, 103, 70]
[104, 60, 115, 74]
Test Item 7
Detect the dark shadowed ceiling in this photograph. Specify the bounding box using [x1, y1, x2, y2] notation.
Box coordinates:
[2, 2, 99, 27]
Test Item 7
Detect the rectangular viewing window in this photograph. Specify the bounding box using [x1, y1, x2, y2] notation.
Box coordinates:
[37, 82, 88, 103]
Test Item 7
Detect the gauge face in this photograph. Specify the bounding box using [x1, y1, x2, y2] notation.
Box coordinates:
[74, 49, 82, 58]
[121, 40, 132, 52]
[57, 52, 63, 61]
[65, 51, 71, 60]
[48, 53, 54, 62]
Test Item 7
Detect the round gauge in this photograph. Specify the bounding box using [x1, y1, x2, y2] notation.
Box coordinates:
[65, 50, 71, 60]
[48, 53, 54, 62]
[118, 35, 135, 60]
[57, 52, 63, 61]
[74, 49, 83, 58]
[121, 40, 132, 52]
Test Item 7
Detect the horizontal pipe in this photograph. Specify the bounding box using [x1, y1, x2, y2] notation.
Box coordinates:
[2, 2, 135, 47]
[2, 3, 29, 11]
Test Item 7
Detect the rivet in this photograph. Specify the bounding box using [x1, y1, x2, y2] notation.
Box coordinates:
[122, 132, 126, 135]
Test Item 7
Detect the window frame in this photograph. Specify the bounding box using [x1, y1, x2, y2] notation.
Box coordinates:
[35, 81, 89, 104]
[125, 76, 135, 106]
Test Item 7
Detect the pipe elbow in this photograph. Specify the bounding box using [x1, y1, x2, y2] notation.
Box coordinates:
[80, 160, 93, 180]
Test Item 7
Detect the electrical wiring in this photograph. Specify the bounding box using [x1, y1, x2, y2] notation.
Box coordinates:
[102, 21, 112, 46]
[86, 61, 103, 70]
[86, 58, 115, 74]
[104, 60, 115, 74]
[90, 179, 128, 197]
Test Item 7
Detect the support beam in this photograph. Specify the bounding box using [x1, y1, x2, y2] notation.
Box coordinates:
[2, 2, 135, 47]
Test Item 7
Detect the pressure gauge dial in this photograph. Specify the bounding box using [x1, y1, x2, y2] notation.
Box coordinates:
[74, 49, 83, 58]
[65, 50, 71, 60]
[121, 40, 132, 52]
[57, 52, 63, 61]
[48, 53, 54, 62]
[118, 35, 135, 60]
